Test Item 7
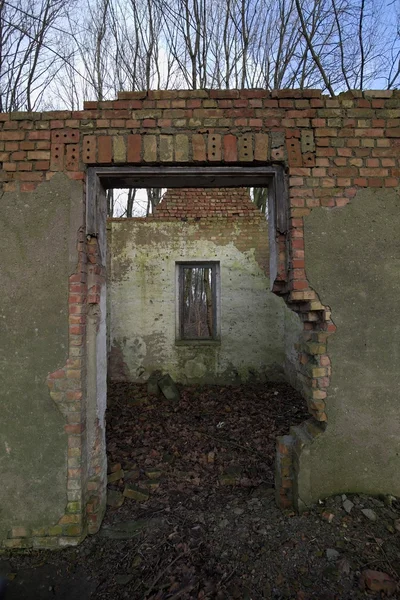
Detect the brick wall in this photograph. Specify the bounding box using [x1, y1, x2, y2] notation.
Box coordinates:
[1, 88, 399, 544]
[154, 187, 261, 218]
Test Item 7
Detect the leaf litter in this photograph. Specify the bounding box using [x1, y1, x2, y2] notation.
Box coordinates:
[3, 381, 400, 599]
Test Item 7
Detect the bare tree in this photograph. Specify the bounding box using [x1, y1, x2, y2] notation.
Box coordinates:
[0, 0, 72, 111]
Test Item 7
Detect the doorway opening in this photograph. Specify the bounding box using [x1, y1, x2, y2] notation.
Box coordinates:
[85, 166, 310, 540]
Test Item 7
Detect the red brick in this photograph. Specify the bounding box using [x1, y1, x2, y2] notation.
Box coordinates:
[193, 134, 206, 161]
[28, 131, 51, 140]
[17, 162, 32, 171]
[385, 128, 400, 137]
[36, 141, 50, 150]
[207, 134, 221, 161]
[11, 150, 25, 161]
[286, 138, 302, 166]
[82, 135, 96, 164]
[368, 177, 384, 187]
[50, 120, 65, 129]
[66, 144, 79, 171]
[254, 133, 269, 161]
[33, 160, 50, 171]
[19, 172, 43, 181]
[21, 182, 37, 192]
[50, 143, 64, 171]
[51, 130, 80, 143]
[97, 136, 112, 163]
[223, 135, 237, 162]
[126, 134, 141, 163]
[142, 119, 156, 128]
[210, 89, 239, 99]
[302, 152, 315, 166]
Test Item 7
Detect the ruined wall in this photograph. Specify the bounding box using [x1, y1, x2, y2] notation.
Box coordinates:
[1, 88, 400, 547]
[108, 211, 297, 384]
[297, 187, 400, 504]
[0, 174, 84, 546]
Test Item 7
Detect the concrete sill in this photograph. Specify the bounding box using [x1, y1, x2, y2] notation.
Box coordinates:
[175, 339, 221, 347]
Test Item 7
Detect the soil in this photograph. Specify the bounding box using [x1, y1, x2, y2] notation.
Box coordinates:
[2, 381, 400, 600]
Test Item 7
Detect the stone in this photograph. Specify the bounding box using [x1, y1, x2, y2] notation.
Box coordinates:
[124, 469, 140, 482]
[109, 462, 122, 473]
[131, 555, 142, 568]
[326, 548, 339, 561]
[145, 469, 162, 479]
[360, 570, 397, 596]
[338, 557, 351, 576]
[158, 374, 180, 401]
[107, 490, 124, 508]
[147, 371, 162, 396]
[343, 498, 354, 514]
[361, 508, 377, 521]
[123, 485, 150, 502]
[371, 497, 385, 508]
[207, 451, 215, 464]
[394, 519, 400, 532]
[233, 508, 244, 516]
[143, 479, 160, 491]
[107, 469, 124, 483]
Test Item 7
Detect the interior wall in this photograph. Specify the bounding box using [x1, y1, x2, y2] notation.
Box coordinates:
[108, 216, 299, 384]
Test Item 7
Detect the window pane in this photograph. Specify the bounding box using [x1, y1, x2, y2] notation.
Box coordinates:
[182, 266, 214, 339]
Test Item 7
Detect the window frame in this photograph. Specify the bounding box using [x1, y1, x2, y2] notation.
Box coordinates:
[175, 261, 221, 344]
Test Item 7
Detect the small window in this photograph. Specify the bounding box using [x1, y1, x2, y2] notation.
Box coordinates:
[177, 262, 220, 341]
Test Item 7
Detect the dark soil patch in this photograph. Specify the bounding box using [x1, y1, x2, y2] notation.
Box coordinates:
[2, 382, 400, 599]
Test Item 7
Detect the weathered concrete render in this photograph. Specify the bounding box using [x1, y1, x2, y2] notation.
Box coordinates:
[108, 217, 301, 384]
[0, 174, 83, 541]
[300, 188, 400, 504]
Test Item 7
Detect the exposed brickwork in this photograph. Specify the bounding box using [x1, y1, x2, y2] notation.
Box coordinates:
[85, 236, 107, 535]
[110, 214, 270, 277]
[1, 87, 399, 542]
[153, 187, 261, 219]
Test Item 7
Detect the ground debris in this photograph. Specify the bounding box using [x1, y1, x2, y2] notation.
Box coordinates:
[123, 484, 150, 502]
[360, 569, 397, 596]
[158, 373, 180, 401]
[106, 489, 124, 508]
[362, 508, 377, 521]
[4, 382, 400, 600]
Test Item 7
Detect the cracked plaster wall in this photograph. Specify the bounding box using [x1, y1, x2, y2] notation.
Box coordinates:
[108, 218, 301, 385]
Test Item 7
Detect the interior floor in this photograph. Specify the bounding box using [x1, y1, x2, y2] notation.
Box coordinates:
[105, 381, 307, 505]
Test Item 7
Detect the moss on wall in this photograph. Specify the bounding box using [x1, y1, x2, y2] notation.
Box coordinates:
[108, 217, 299, 384]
